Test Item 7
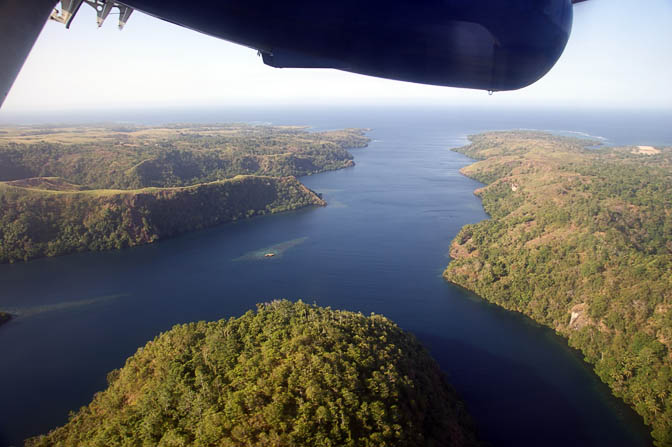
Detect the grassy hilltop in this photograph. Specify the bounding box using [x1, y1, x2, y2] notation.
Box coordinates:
[0, 124, 369, 262]
[27, 301, 481, 447]
[444, 131, 672, 445]
[0, 124, 369, 188]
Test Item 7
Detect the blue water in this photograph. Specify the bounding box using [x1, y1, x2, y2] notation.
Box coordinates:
[1, 106, 669, 446]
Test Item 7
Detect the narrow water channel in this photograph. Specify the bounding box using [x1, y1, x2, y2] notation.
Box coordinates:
[1, 107, 662, 446]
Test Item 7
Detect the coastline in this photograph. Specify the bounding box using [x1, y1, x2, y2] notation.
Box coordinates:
[443, 131, 669, 445]
[0, 125, 370, 264]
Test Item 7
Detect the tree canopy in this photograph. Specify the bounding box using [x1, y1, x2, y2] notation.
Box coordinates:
[445, 131, 672, 446]
[27, 301, 480, 447]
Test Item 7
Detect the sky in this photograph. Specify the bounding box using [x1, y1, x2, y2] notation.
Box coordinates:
[2, 0, 672, 112]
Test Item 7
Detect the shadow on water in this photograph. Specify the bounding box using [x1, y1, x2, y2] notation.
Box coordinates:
[417, 332, 593, 446]
[417, 282, 653, 447]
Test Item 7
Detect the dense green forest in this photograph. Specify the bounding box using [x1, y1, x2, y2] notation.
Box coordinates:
[444, 132, 672, 446]
[26, 301, 481, 447]
[0, 125, 369, 263]
[0, 175, 323, 263]
[0, 124, 369, 189]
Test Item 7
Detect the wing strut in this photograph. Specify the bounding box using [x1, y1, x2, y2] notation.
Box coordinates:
[0, 0, 136, 109]
[0, 0, 57, 109]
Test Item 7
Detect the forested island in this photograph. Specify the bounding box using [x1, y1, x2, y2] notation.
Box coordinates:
[444, 131, 672, 446]
[26, 300, 481, 447]
[0, 124, 369, 262]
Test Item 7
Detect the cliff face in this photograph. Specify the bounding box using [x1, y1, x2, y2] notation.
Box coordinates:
[0, 175, 324, 263]
[119, 175, 325, 240]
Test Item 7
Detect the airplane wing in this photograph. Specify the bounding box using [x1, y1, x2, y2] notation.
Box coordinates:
[1, 0, 583, 109]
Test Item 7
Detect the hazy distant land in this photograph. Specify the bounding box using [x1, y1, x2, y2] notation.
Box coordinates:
[0, 124, 369, 263]
[445, 131, 672, 445]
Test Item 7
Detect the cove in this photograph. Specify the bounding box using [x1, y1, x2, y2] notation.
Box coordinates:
[0, 107, 663, 446]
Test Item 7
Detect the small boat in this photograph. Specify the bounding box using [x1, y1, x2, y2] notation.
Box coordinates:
[264, 253, 275, 257]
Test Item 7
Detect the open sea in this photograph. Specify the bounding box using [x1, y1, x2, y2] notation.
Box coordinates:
[1, 106, 670, 446]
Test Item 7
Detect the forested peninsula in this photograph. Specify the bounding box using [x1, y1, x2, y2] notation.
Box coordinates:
[444, 131, 672, 445]
[27, 300, 482, 447]
[0, 124, 369, 262]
